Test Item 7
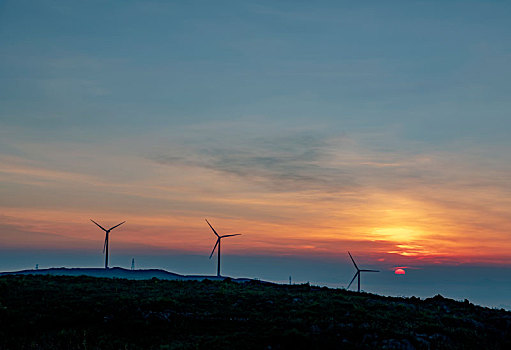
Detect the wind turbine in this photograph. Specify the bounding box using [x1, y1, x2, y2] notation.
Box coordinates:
[90, 219, 125, 269]
[347, 251, 379, 292]
[205, 219, 241, 277]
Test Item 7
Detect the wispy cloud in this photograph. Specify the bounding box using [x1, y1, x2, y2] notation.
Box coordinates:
[153, 131, 360, 192]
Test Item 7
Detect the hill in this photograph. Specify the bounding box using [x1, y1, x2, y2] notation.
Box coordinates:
[0, 267, 252, 282]
[0, 275, 509, 349]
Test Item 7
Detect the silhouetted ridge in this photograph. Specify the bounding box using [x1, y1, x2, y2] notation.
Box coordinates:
[0, 267, 254, 282]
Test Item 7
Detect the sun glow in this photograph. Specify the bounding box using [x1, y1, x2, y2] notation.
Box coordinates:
[371, 227, 419, 242]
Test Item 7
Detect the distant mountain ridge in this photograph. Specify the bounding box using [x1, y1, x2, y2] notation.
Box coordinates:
[0, 267, 254, 282]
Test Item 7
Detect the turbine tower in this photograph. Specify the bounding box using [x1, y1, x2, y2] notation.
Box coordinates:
[205, 219, 241, 277]
[347, 251, 379, 292]
[90, 219, 125, 269]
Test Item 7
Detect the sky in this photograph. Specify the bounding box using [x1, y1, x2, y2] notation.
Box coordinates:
[1, 1, 511, 308]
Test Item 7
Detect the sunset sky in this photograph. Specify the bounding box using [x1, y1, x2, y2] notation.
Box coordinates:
[1, 1, 511, 307]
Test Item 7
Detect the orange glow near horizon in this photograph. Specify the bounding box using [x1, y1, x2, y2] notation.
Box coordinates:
[1, 197, 510, 266]
[1, 142, 511, 267]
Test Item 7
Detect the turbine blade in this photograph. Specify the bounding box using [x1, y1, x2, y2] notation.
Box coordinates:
[205, 219, 220, 237]
[209, 239, 220, 259]
[360, 269, 379, 272]
[348, 251, 359, 271]
[109, 221, 126, 231]
[91, 219, 107, 232]
[221, 234, 241, 238]
[347, 272, 358, 289]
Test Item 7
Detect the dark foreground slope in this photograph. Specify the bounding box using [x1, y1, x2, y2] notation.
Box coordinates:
[0, 275, 510, 350]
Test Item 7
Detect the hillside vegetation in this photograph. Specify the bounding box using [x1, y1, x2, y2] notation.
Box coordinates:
[0, 275, 510, 349]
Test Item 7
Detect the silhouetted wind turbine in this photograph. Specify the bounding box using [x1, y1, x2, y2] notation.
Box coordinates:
[347, 251, 379, 292]
[205, 219, 241, 277]
[90, 219, 125, 269]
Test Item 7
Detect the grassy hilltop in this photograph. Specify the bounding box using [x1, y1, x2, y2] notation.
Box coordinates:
[0, 275, 510, 349]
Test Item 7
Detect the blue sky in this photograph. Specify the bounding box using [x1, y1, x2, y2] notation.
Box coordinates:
[1, 0, 511, 308]
[2, 0, 510, 140]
